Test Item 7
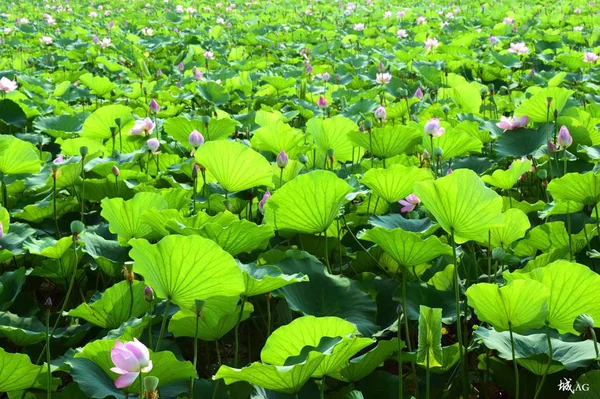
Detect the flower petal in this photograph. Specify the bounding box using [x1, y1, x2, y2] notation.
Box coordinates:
[114, 372, 139, 389]
[125, 338, 150, 365]
[111, 347, 139, 372]
[141, 360, 153, 373]
[110, 367, 128, 375]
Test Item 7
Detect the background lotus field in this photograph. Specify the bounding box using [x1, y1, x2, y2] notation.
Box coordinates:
[2, 0, 600, 398]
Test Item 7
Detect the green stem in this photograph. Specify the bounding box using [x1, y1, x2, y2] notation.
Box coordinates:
[53, 176, 61, 239]
[266, 295, 272, 336]
[426, 350, 430, 399]
[234, 296, 246, 367]
[509, 322, 520, 399]
[323, 229, 331, 274]
[155, 297, 171, 352]
[128, 280, 134, 320]
[591, 329, 600, 366]
[532, 323, 553, 399]
[46, 310, 51, 399]
[80, 165, 85, 222]
[567, 205, 572, 261]
[1, 175, 8, 210]
[215, 339, 222, 365]
[148, 303, 153, 349]
[336, 218, 343, 274]
[139, 371, 144, 399]
[563, 152, 567, 176]
[279, 168, 284, 188]
[581, 210, 596, 271]
[397, 310, 403, 399]
[320, 378, 325, 399]
[450, 229, 468, 398]
[401, 276, 412, 353]
[487, 230, 492, 283]
[190, 312, 200, 399]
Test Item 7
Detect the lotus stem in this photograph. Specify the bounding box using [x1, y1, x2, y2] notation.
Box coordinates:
[450, 228, 469, 398]
[148, 302, 154, 349]
[80, 163, 85, 222]
[323, 229, 331, 274]
[234, 295, 246, 367]
[53, 174, 61, 239]
[509, 322, 519, 399]
[139, 371, 144, 399]
[190, 311, 200, 399]
[487, 230, 492, 283]
[533, 322, 553, 399]
[397, 310, 403, 399]
[401, 275, 412, 354]
[128, 280, 134, 320]
[567, 203, 572, 261]
[266, 294, 272, 336]
[45, 308, 52, 399]
[336, 218, 343, 274]
[426, 350, 430, 399]
[591, 328, 600, 366]
[155, 297, 171, 352]
[1, 174, 7, 210]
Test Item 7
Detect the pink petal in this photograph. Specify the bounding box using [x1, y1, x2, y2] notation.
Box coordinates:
[114, 372, 139, 389]
[125, 338, 150, 364]
[110, 367, 128, 375]
[111, 347, 139, 372]
[401, 204, 415, 213]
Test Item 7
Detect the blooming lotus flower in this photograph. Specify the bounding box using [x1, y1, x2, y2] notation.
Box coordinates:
[130, 118, 155, 136]
[189, 130, 204, 149]
[414, 87, 423, 99]
[489, 35, 498, 45]
[508, 42, 529, 55]
[204, 50, 214, 60]
[496, 115, 528, 131]
[0, 77, 17, 93]
[276, 150, 289, 168]
[258, 190, 271, 214]
[503, 17, 515, 24]
[193, 66, 203, 80]
[147, 138, 160, 153]
[574, 26, 584, 31]
[397, 11, 406, 18]
[384, 11, 392, 19]
[141, 28, 153, 36]
[557, 125, 573, 149]
[99, 38, 111, 49]
[89, 11, 98, 18]
[149, 99, 160, 114]
[317, 95, 328, 108]
[353, 23, 365, 31]
[584, 52, 598, 63]
[4, 28, 12, 35]
[374, 106, 387, 121]
[110, 338, 153, 389]
[424, 118, 445, 137]
[575, 8, 582, 14]
[305, 63, 313, 74]
[40, 36, 53, 45]
[376, 72, 392, 84]
[53, 154, 65, 164]
[321, 72, 331, 82]
[416, 16, 426, 25]
[399, 194, 420, 213]
[397, 29, 408, 38]
[424, 38, 439, 50]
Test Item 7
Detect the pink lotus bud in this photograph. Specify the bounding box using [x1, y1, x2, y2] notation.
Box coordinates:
[398, 194, 420, 213]
[144, 285, 154, 301]
[557, 125, 573, 149]
[258, 190, 271, 214]
[374, 106, 386, 120]
[147, 138, 160, 152]
[424, 118, 444, 137]
[178, 61, 184, 70]
[317, 95, 328, 108]
[547, 140, 558, 152]
[149, 99, 160, 114]
[276, 150, 289, 168]
[322, 72, 331, 82]
[414, 87, 423, 99]
[188, 130, 204, 148]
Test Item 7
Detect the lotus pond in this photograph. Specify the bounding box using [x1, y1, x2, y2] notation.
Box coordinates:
[1, 0, 600, 398]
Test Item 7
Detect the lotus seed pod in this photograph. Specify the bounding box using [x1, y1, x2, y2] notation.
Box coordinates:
[298, 154, 308, 164]
[70, 220, 85, 235]
[537, 169, 548, 180]
[433, 147, 443, 158]
[573, 314, 595, 333]
[144, 376, 160, 391]
[79, 145, 88, 156]
[492, 247, 505, 262]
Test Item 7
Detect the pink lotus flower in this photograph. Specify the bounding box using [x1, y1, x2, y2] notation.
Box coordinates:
[397, 29, 408, 38]
[258, 190, 271, 214]
[584, 52, 598, 63]
[317, 95, 328, 108]
[131, 118, 155, 136]
[416, 16, 426, 25]
[193, 66, 203, 80]
[399, 194, 420, 213]
[424, 38, 439, 50]
[496, 115, 528, 131]
[353, 23, 365, 31]
[149, 99, 160, 114]
[0, 77, 17, 93]
[376, 72, 392, 84]
[489, 35, 498, 45]
[40, 36, 53, 45]
[574, 8, 582, 14]
[414, 87, 423, 99]
[204, 50, 214, 60]
[110, 338, 153, 389]
[374, 106, 386, 121]
[503, 17, 515, 24]
[397, 11, 406, 18]
[320, 72, 331, 82]
[147, 138, 160, 153]
[53, 154, 65, 164]
[557, 125, 573, 149]
[508, 42, 529, 55]
[424, 118, 445, 137]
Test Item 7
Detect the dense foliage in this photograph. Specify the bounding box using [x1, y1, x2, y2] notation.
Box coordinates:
[1, 0, 600, 398]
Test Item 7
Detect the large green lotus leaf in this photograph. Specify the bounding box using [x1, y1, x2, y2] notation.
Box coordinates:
[0, 267, 27, 311]
[199, 220, 274, 256]
[74, 338, 196, 394]
[362, 164, 433, 204]
[66, 357, 126, 399]
[164, 211, 239, 236]
[431, 128, 483, 159]
[474, 326, 598, 372]
[465, 280, 549, 333]
[169, 296, 254, 341]
[414, 169, 504, 243]
[481, 160, 533, 190]
[417, 305, 443, 368]
[513, 222, 569, 257]
[79, 73, 117, 97]
[261, 315, 374, 378]
[348, 125, 422, 159]
[306, 116, 357, 162]
[24, 236, 73, 259]
[406, 343, 461, 374]
[0, 311, 46, 346]
[251, 122, 307, 159]
[272, 250, 378, 335]
[439, 83, 482, 113]
[547, 172, 600, 205]
[194, 140, 273, 192]
[502, 197, 546, 214]
[538, 200, 584, 218]
[495, 128, 548, 157]
[505, 260, 600, 334]
[331, 338, 400, 382]
[81, 105, 135, 140]
[239, 262, 308, 297]
[572, 371, 600, 398]
[427, 264, 455, 291]
[129, 235, 244, 309]
[359, 227, 452, 269]
[67, 281, 150, 329]
[0, 347, 59, 392]
[456, 120, 492, 145]
[0, 99, 27, 127]
[484, 208, 531, 249]
[515, 87, 574, 123]
[140, 209, 181, 237]
[100, 192, 169, 245]
[0, 135, 39, 175]
[263, 170, 351, 234]
[214, 350, 325, 394]
[198, 81, 230, 106]
[164, 117, 236, 149]
[13, 197, 79, 224]
[33, 114, 83, 139]
[57, 137, 106, 157]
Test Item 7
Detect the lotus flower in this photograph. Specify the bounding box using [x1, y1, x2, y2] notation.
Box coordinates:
[99, 38, 111, 49]
[317, 95, 328, 108]
[189, 130, 204, 149]
[353, 23, 365, 31]
[374, 106, 387, 121]
[0, 77, 17, 93]
[276, 150, 289, 168]
[110, 338, 153, 389]
[574, 26, 584, 31]
[204, 50, 214, 60]
[416, 16, 426, 25]
[40, 36, 53, 45]
[149, 99, 160, 114]
[53, 154, 65, 164]
[424, 38, 439, 51]
[321, 72, 331, 82]
[414, 87, 423, 99]
[376, 72, 391, 84]
[397, 29, 408, 38]
[258, 190, 271, 214]
[584, 52, 598, 63]
[112, 165, 120, 176]
[508, 42, 529, 55]
[397, 11, 406, 18]
[399, 194, 420, 213]
[575, 8, 582, 14]
[547, 140, 558, 153]
[147, 138, 160, 153]
[496, 115, 528, 131]
[178, 62, 185, 71]
[424, 118, 445, 137]
[557, 125, 573, 149]
[130, 118, 155, 135]
[489, 35, 498, 45]
[193, 66, 203, 80]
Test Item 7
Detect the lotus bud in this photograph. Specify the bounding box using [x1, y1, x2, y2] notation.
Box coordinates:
[147, 138, 160, 152]
[446, 168, 453, 175]
[44, 297, 53, 309]
[422, 149, 431, 160]
[442, 105, 450, 114]
[317, 95, 328, 108]
[557, 125, 573, 149]
[123, 261, 135, 281]
[480, 87, 489, 97]
[70, 220, 85, 235]
[276, 150, 289, 169]
[414, 87, 424, 99]
[547, 140, 558, 153]
[188, 130, 204, 148]
[374, 105, 386, 120]
[433, 147, 443, 158]
[573, 314, 595, 334]
[79, 145, 88, 157]
[112, 165, 120, 177]
[195, 299, 206, 316]
[363, 120, 373, 130]
[396, 303, 403, 316]
[537, 169, 548, 180]
[322, 72, 331, 82]
[0, 220, 3, 240]
[149, 98, 160, 114]
[378, 61, 385, 72]
[553, 109, 558, 119]
[492, 247, 505, 262]
[487, 84, 495, 93]
[298, 153, 308, 165]
[546, 97, 553, 108]
[178, 61, 185, 71]
[258, 190, 271, 214]
[144, 285, 155, 302]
